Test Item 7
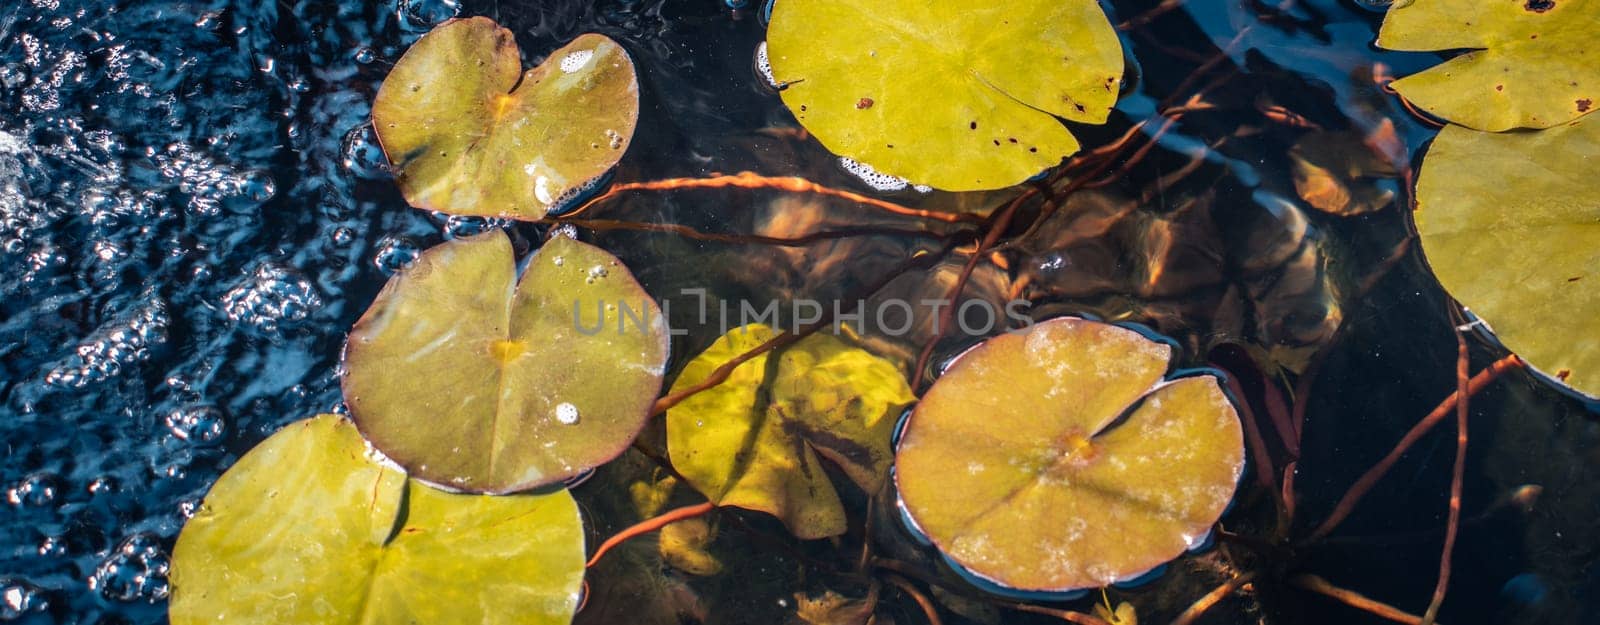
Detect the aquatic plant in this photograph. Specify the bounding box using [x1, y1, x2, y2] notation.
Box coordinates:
[895, 318, 1244, 593]
[764, 0, 1123, 190]
[169, 415, 584, 625]
[1376, 0, 1598, 130]
[342, 230, 669, 493]
[665, 324, 914, 539]
[371, 18, 639, 219]
[156, 4, 1597, 624]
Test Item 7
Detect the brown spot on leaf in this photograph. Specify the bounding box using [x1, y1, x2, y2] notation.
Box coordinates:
[992, 139, 1000, 146]
[1569, 276, 1584, 282]
[1496, 84, 1505, 92]
[1008, 137, 1018, 144]
[1525, 0, 1555, 12]
[1556, 369, 1572, 381]
[1578, 98, 1593, 112]
[969, 121, 978, 130]
[855, 97, 874, 110]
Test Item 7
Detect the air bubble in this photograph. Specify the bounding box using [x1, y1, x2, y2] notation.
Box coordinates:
[0, 579, 48, 619]
[398, 0, 461, 30]
[341, 124, 390, 180]
[445, 215, 508, 239]
[44, 300, 170, 388]
[374, 236, 422, 275]
[555, 402, 580, 425]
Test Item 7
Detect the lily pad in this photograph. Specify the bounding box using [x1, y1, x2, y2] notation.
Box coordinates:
[894, 318, 1244, 592]
[765, 0, 1123, 191]
[372, 17, 638, 219]
[1415, 120, 1599, 399]
[343, 231, 669, 493]
[667, 324, 915, 539]
[1377, 0, 1599, 131]
[169, 415, 584, 625]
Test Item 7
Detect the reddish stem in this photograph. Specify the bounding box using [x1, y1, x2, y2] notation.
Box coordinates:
[586, 501, 715, 568]
[567, 171, 980, 224]
[1421, 335, 1471, 625]
[1292, 574, 1433, 625]
[1304, 354, 1521, 544]
[1169, 571, 1258, 625]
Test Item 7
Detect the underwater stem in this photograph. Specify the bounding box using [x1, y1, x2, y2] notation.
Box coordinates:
[565, 171, 980, 224]
[1304, 353, 1522, 544]
[1420, 334, 1472, 625]
[1291, 573, 1432, 625]
[1168, 571, 1257, 625]
[585, 501, 715, 568]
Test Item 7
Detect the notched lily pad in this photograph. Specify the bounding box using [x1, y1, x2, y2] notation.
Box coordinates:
[343, 231, 669, 493]
[372, 17, 639, 218]
[667, 324, 915, 539]
[1377, 0, 1599, 130]
[169, 415, 584, 625]
[895, 318, 1244, 592]
[1416, 119, 1599, 399]
[765, 1, 1123, 191]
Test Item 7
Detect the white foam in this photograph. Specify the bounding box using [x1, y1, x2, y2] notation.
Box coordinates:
[838, 157, 909, 191]
[560, 49, 594, 73]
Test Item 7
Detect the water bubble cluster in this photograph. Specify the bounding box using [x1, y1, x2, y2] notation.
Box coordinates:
[164, 405, 228, 445]
[222, 264, 323, 332]
[153, 143, 276, 215]
[88, 534, 170, 603]
[6, 473, 61, 507]
[44, 300, 171, 388]
[398, 0, 462, 31]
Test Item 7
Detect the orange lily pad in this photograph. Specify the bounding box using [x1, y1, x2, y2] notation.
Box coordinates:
[895, 317, 1244, 592]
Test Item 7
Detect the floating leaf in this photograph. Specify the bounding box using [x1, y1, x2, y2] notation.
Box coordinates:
[895, 318, 1243, 592]
[765, 1, 1123, 191]
[170, 415, 583, 625]
[1288, 131, 1399, 216]
[343, 231, 669, 493]
[1415, 120, 1599, 399]
[667, 324, 914, 539]
[372, 17, 638, 218]
[1377, 0, 1599, 131]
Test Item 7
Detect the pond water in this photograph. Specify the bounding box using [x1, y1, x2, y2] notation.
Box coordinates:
[1, 0, 1597, 623]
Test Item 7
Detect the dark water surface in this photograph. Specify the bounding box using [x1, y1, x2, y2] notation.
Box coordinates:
[2, 0, 1597, 623]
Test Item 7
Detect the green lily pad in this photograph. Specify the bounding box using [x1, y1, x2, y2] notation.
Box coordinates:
[1415, 119, 1599, 399]
[667, 324, 915, 539]
[895, 318, 1244, 592]
[372, 17, 638, 219]
[1377, 0, 1599, 131]
[765, 0, 1123, 191]
[169, 415, 584, 625]
[343, 231, 669, 493]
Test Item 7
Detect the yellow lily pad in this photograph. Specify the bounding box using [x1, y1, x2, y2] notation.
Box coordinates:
[895, 318, 1243, 592]
[1415, 120, 1599, 399]
[372, 17, 638, 218]
[343, 231, 669, 493]
[765, 1, 1123, 191]
[666, 324, 915, 539]
[170, 415, 583, 625]
[1377, 0, 1599, 131]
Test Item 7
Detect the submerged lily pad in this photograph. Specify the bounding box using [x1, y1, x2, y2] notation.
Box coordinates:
[895, 318, 1243, 592]
[1377, 0, 1599, 131]
[1416, 120, 1599, 399]
[765, 0, 1123, 191]
[170, 415, 584, 625]
[343, 231, 669, 493]
[372, 17, 638, 219]
[667, 324, 915, 539]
